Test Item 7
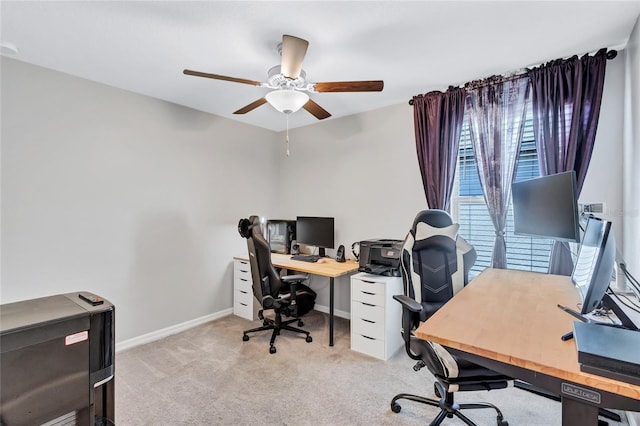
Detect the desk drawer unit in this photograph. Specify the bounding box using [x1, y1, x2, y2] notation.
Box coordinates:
[233, 259, 257, 321]
[350, 272, 403, 360]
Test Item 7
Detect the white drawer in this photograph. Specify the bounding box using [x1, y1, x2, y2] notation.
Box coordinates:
[352, 300, 385, 323]
[351, 315, 385, 340]
[351, 278, 386, 305]
[235, 275, 252, 293]
[235, 288, 253, 305]
[234, 260, 251, 277]
[351, 333, 385, 359]
[233, 299, 254, 320]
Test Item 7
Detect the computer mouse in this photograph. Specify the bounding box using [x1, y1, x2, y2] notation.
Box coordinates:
[317, 258, 328, 263]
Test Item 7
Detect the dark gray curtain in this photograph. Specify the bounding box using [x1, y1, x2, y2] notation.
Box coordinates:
[529, 48, 608, 275]
[413, 87, 466, 211]
[465, 75, 530, 269]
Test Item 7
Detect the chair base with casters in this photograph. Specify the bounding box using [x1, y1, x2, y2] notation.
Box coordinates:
[242, 306, 313, 354]
[390, 360, 509, 426]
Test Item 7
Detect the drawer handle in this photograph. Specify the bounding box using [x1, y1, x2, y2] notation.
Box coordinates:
[361, 335, 375, 340]
[362, 280, 377, 284]
[240, 290, 248, 294]
[240, 278, 248, 282]
[361, 291, 376, 296]
[240, 269, 249, 273]
[361, 319, 376, 324]
[361, 302, 376, 307]
[240, 303, 247, 307]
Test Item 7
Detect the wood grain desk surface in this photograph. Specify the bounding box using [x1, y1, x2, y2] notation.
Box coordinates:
[415, 268, 640, 401]
[234, 253, 359, 278]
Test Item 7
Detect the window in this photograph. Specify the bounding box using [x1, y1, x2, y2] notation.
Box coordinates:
[452, 109, 553, 278]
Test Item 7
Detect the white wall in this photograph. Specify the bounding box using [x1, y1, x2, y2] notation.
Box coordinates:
[1, 43, 631, 341]
[275, 104, 427, 312]
[623, 15, 640, 285]
[277, 56, 628, 312]
[1, 58, 280, 342]
[581, 50, 626, 244]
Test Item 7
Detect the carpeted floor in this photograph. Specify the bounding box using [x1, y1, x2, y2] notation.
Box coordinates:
[115, 310, 628, 425]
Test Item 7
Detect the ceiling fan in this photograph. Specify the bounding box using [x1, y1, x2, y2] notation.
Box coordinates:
[183, 35, 384, 120]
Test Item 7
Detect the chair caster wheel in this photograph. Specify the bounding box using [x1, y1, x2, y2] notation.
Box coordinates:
[269, 346, 276, 354]
[263, 320, 269, 326]
[391, 402, 401, 413]
[242, 334, 249, 342]
[306, 335, 312, 343]
[434, 384, 441, 398]
[497, 419, 508, 426]
[298, 320, 304, 326]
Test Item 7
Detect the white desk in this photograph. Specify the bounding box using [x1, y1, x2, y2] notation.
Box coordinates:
[234, 253, 359, 346]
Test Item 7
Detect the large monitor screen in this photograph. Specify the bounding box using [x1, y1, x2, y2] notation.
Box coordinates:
[295, 216, 335, 256]
[572, 216, 616, 315]
[511, 170, 580, 243]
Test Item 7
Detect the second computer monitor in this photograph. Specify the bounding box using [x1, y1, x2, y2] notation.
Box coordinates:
[295, 216, 335, 257]
[571, 216, 616, 315]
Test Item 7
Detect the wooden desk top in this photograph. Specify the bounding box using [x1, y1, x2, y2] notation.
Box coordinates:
[234, 253, 359, 278]
[415, 268, 640, 401]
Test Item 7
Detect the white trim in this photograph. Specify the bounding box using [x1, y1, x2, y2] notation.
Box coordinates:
[628, 411, 640, 426]
[115, 308, 233, 352]
[313, 304, 350, 320]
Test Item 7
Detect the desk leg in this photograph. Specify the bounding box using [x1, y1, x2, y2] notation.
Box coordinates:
[561, 397, 598, 426]
[329, 277, 334, 347]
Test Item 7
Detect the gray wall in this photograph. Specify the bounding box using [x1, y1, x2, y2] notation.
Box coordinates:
[277, 56, 628, 312]
[0, 43, 633, 342]
[623, 14, 640, 285]
[1, 58, 280, 342]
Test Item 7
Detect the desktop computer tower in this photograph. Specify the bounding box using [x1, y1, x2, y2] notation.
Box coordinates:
[267, 219, 296, 254]
[0, 292, 115, 426]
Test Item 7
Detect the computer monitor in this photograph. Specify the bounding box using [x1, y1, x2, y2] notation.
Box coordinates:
[295, 216, 335, 257]
[511, 170, 580, 243]
[572, 216, 616, 315]
[266, 220, 296, 254]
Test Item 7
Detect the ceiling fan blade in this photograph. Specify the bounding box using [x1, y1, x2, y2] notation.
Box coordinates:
[313, 80, 384, 92]
[233, 98, 268, 114]
[280, 35, 309, 79]
[303, 99, 331, 120]
[183, 69, 262, 86]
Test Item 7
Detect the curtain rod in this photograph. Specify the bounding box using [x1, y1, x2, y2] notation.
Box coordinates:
[408, 49, 617, 106]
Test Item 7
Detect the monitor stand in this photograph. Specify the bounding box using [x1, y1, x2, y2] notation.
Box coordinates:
[557, 294, 638, 341]
[318, 247, 326, 257]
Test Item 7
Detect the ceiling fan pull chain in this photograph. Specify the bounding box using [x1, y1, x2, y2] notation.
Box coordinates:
[286, 114, 290, 157]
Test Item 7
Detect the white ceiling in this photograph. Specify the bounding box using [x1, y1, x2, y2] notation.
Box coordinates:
[2, 1, 640, 132]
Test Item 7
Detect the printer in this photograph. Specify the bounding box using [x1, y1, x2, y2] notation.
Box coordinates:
[358, 239, 403, 277]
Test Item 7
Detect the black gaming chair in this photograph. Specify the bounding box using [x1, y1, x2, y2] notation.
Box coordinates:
[390, 210, 510, 426]
[237, 216, 316, 354]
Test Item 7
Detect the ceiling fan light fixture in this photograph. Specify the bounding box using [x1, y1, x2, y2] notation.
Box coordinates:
[265, 89, 309, 114]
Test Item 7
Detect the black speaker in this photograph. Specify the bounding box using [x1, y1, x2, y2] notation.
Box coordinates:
[291, 240, 300, 255]
[336, 244, 346, 262]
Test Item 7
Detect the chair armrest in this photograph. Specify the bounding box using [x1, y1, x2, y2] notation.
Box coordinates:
[393, 294, 423, 313]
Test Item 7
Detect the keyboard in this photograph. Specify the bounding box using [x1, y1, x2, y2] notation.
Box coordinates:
[291, 254, 321, 263]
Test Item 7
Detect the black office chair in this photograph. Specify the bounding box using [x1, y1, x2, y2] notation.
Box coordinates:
[390, 210, 510, 426]
[237, 216, 316, 354]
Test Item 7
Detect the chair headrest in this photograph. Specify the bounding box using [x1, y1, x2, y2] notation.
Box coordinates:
[412, 209, 453, 230]
[237, 216, 260, 239]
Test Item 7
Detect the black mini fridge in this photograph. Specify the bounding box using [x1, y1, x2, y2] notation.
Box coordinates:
[0, 292, 115, 426]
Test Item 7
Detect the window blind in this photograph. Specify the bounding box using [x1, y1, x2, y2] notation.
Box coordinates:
[454, 111, 553, 278]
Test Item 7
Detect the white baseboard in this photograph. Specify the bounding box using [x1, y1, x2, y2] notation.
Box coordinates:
[314, 304, 350, 320]
[116, 308, 233, 352]
[628, 411, 640, 426]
